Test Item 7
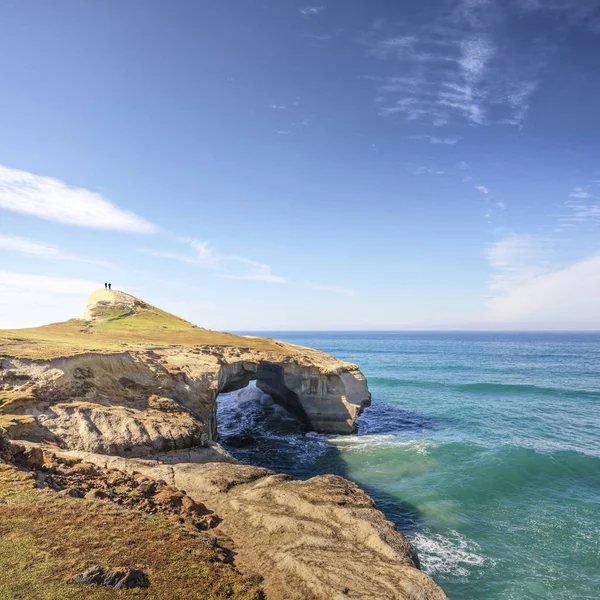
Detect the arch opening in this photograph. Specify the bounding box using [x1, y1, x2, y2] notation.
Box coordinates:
[216, 382, 307, 449]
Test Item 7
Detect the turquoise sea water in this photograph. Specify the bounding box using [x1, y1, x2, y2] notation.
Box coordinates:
[217, 332, 600, 599]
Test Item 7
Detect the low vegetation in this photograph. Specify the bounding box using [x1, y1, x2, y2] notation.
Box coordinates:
[0, 292, 284, 360]
[0, 462, 264, 599]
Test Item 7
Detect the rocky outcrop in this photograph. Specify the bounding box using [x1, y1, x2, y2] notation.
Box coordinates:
[0, 291, 448, 600]
[36, 446, 448, 600]
[0, 291, 371, 454]
[0, 343, 370, 455]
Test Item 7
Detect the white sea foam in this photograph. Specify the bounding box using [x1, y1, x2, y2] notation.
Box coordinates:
[411, 530, 493, 577]
[329, 434, 434, 455]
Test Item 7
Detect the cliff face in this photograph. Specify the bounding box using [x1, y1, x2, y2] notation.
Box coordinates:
[0, 347, 369, 455]
[0, 290, 448, 600]
[0, 290, 371, 455]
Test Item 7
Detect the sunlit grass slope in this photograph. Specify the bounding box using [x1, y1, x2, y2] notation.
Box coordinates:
[0, 289, 283, 360]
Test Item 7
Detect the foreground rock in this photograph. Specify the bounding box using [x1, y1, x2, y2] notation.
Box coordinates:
[0, 291, 449, 600]
[46, 447, 448, 600]
[73, 566, 149, 590]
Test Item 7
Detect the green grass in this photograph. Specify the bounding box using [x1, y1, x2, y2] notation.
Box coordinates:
[0, 297, 284, 360]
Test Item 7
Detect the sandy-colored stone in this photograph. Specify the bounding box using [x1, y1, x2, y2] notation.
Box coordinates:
[45, 446, 448, 600]
[0, 293, 448, 600]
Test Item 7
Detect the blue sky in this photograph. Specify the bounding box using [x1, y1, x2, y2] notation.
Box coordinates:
[1, 0, 599, 330]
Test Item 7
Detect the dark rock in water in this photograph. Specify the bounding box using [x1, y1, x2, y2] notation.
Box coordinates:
[224, 430, 257, 448]
[73, 566, 149, 589]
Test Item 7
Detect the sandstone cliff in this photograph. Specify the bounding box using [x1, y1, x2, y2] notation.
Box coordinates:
[0, 290, 448, 600]
[0, 289, 371, 453]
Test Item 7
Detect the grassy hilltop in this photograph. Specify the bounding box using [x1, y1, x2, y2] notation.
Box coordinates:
[0, 289, 283, 361]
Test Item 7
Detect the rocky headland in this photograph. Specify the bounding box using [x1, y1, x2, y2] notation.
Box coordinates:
[0, 290, 448, 600]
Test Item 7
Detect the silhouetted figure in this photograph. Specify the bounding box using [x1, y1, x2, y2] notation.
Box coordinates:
[108, 283, 112, 290]
[104, 283, 107, 289]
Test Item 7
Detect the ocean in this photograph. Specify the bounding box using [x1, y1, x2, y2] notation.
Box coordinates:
[217, 332, 600, 600]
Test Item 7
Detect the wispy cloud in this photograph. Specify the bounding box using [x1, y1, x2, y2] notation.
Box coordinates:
[570, 187, 593, 199]
[0, 270, 98, 295]
[140, 239, 288, 284]
[562, 198, 600, 225]
[0, 234, 105, 264]
[512, 0, 600, 34]
[485, 234, 553, 291]
[410, 134, 460, 144]
[300, 5, 326, 16]
[305, 282, 358, 296]
[270, 104, 286, 110]
[221, 272, 287, 284]
[554, 186, 600, 228]
[475, 185, 489, 194]
[485, 252, 600, 326]
[275, 130, 291, 135]
[411, 166, 445, 175]
[219, 257, 288, 284]
[303, 33, 336, 42]
[0, 165, 155, 233]
[0, 270, 102, 328]
[361, 2, 544, 127]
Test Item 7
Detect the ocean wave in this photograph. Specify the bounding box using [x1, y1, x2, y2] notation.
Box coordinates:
[329, 435, 434, 455]
[459, 382, 600, 398]
[370, 377, 448, 389]
[411, 530, 493, 578]
[369, 376, 600, 399]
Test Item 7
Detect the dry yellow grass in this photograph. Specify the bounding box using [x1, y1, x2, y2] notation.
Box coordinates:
[0, 291, 284, 360]
[0, 463, 264, 599]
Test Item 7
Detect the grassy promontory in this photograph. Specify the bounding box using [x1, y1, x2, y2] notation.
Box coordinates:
[0, 289, 286, 361]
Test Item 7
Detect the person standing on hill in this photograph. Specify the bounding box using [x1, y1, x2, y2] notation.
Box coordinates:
[104, 283, 107, 289]
[108, 283, 112, 290]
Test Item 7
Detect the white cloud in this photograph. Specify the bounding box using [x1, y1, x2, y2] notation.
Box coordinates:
[410, 134, 460, 144]
[512, 0, 600, 33]
[475, 185, 489, 194]
[275, 130, 291, 135]
[485, 234, 552, 291]
[300, 5, 326, 16]
[270, 104, 286, 109]
[0, 270, 97, 295]
[562, 197, 600, 225]
[305, 282, 358, 296]
[570, 187, 593, 199]
[0, 165, 155, 233]
[0, 271, 102, 328]
[0, 234, 105, 264]
[362, 3, 543, 127]
[221, 272, 288, 284]
[219, 257, 288, 284]
[412, 166, 445, 175]
[485, 254, 600, 326]
[459, 35, 495, 81]
[139, 239, 288, 284]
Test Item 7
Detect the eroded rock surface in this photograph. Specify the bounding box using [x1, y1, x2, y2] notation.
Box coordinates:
[39, 446, 448, 600]
[0, 291, 371, 454]
[0, 292, 448, 600]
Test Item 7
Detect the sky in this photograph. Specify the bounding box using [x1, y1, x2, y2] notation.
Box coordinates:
[1, 0, 599, 331]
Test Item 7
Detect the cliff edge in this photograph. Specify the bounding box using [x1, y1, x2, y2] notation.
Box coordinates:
[0, 289, 371, 446]
[0, 290, 448, 600]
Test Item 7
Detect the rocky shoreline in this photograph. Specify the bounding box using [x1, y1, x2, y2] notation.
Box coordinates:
[0, 290, 448, 599]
